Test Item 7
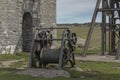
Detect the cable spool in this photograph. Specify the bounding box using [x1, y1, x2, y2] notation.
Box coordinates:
[40, 48, 60, 66]
[30, 28, 77, 69]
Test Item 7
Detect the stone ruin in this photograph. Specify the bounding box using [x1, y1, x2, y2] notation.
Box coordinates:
[0, 0, 56, 54]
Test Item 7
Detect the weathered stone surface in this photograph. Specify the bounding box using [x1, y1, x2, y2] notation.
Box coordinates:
[0, 0, 56, 54]
[17, 69, 70, 78]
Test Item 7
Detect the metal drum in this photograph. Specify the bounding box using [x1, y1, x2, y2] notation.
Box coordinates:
[41, 48, 60, 64]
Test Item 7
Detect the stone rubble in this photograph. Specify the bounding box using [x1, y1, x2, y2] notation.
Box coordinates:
[17, 69, 70, 78]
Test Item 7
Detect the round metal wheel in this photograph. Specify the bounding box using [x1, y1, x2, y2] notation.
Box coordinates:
[46, 30, 53, 47]
[58, 29, 71, 69]
[30, 41, 42, 68]
[69, 33, 77, 51]
[61, 31, 77, 68]
[68, 33, 77, 67]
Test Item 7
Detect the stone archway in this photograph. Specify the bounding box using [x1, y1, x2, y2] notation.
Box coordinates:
[22, 12, 33, 52]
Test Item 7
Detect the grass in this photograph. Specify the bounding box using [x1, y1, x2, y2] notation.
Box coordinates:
[0, 53, 120, 80]
[67, 60, 120, 80]
[1, 60, 120, 80]
[78, 61, 120, 73]
[0, 26, 119, 80]
[75, 47, 101, 55]
[58, 26, 101, 47]
[76, 61, 120, 80]
[0, 53, 29, 68]
[57, 26, 102, 55]
[0, 53, 29, 61]
[10, 60, 28, 68]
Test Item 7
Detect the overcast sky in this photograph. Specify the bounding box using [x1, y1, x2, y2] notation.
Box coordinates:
[57, 0, 101, 24]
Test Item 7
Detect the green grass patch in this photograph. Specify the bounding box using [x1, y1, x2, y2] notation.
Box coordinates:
[78, 61, 120, 74]
[67, 61, 120, 80]
[75, 48, 101, 55]
[0, 53, 29, 61]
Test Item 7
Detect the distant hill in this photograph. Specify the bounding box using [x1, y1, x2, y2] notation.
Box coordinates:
[57, 22, 101, 27]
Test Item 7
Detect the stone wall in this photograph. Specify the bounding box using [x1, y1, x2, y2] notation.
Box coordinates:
[39, 0, 57, 43]
[0, 0, 23, 54]
[0, 0, 56, 54]
[39, 0, 56, 28]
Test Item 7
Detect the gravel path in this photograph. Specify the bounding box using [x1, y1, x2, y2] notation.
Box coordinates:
[76, 54, 120, 63]
[0, 59, 24, 68]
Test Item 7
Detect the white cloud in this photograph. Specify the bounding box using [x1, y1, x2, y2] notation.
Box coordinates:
[57, 0, 100, 23]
